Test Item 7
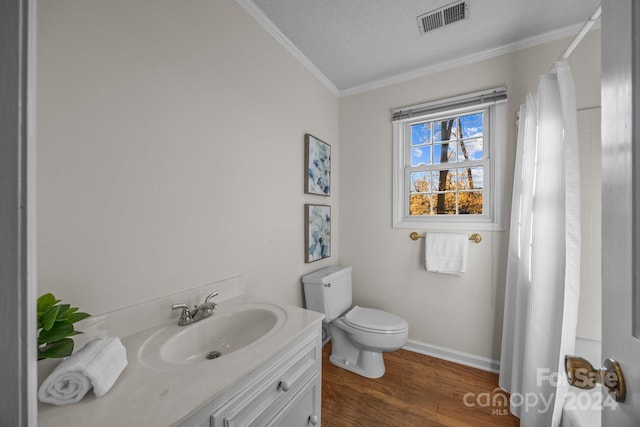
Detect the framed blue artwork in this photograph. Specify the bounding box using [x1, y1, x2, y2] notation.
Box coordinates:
[305, 134, 331, 196]
[305, 204, 331, 263]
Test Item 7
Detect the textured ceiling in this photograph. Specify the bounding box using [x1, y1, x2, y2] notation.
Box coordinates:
[244, 0, 600, 95]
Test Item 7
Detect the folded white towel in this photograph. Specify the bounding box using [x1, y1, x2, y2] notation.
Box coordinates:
[38, 337, 128, 405]
[425, 232, 469, 275]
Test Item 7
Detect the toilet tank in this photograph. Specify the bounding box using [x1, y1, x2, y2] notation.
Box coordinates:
[302, 265, 352, 322]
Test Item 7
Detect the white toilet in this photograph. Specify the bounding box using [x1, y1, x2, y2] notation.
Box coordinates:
[302, 265, 408, 379]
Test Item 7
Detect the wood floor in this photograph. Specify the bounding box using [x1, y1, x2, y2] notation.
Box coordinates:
[321, 343, 520, 427]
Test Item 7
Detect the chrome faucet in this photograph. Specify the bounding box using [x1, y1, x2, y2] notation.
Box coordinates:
[171, 291, 219, 326]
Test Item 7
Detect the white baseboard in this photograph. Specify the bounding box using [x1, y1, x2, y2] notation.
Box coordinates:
[403, 339, 500, 373]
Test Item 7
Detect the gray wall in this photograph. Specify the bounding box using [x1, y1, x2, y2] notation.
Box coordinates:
[338, 30, 601, 361]
[37, 0, 339, 316]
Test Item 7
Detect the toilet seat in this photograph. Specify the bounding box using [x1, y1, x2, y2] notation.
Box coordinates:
[343, 306, 408, 333]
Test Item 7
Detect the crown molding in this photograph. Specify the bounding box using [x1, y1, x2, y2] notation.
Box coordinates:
[340, 22, 597, 97]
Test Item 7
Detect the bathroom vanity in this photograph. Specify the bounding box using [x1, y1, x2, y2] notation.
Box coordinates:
[184, 327, 321, 426]
[37, 277, 324, 426]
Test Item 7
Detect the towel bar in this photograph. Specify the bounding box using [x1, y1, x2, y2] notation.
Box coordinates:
[409, 232, 482, 244]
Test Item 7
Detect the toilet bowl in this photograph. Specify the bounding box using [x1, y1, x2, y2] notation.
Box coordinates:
[329, 306, 408, 378]
[302, 266, 409, 379]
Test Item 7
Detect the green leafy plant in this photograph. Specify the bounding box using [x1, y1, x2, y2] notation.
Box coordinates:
[37, 293, 91, 360]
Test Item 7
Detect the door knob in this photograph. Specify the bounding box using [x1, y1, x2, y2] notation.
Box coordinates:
[564, 355, 626, 402]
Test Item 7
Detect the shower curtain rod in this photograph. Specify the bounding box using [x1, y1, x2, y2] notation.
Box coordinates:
[559, 5, 602, 61]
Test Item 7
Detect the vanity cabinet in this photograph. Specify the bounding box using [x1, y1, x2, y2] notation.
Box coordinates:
[266, 373, 320, 426]
[180, 326, 322, 427]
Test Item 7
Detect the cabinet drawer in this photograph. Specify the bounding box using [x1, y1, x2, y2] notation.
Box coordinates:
[266, 373, 321, 427]
[210, 333, 320, 427]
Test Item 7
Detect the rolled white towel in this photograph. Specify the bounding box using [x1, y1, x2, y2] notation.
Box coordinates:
[38, 337, 128, 405]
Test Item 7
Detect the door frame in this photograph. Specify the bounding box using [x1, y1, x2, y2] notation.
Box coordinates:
[0, 0, 37, 425]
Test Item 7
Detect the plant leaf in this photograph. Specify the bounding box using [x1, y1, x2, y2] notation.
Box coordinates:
[37, 293, 60, 313]
[50, 319, 73, 331]
[67, 312, 91, 324]
[55, 304, 71, 319]
[41, 305, 61, 331]
[57, 306, 78, 320]
[38, 322, 74, 345]
[38, 338, 74, 360]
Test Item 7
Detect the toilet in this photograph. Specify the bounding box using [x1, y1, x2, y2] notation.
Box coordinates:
[302, 265, 408, 379]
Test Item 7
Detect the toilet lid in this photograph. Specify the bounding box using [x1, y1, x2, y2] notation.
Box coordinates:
[344, 306, 408, 333]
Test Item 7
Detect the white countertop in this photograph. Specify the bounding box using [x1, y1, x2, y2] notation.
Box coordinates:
[38, 290, 323, 426]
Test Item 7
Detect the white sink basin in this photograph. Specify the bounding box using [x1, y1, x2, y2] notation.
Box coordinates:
[138, 303, 286, 369]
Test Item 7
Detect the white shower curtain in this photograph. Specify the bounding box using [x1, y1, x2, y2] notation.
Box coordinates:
[499, 60, 581, 427]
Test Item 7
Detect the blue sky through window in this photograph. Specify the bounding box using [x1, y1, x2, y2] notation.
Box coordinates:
[410, 112, 483, 166]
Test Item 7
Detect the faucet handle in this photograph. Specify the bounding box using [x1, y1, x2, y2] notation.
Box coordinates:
[171, 303, 194, 325]
[204, 291, 219, 304]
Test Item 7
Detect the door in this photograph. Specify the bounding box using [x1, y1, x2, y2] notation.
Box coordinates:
[601, 0, 640, 424]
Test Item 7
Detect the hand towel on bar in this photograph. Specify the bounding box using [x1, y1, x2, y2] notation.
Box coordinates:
[38, 337, 128, 405]
[425, 232, 468, 275]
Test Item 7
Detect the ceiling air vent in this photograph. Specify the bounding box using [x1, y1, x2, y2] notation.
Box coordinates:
[417, 1, 469, 35]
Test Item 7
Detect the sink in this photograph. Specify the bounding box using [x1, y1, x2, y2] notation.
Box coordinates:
[138, 303, 286, 369]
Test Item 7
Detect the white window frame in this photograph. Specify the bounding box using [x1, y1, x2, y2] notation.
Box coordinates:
[392, 88, 507, 231]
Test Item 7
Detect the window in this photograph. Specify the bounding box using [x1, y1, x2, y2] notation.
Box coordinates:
[392, 88, 507, 230]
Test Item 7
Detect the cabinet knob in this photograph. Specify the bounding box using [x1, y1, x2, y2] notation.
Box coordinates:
[278, 380, 291, 392]
[308, 415, 319, 425]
